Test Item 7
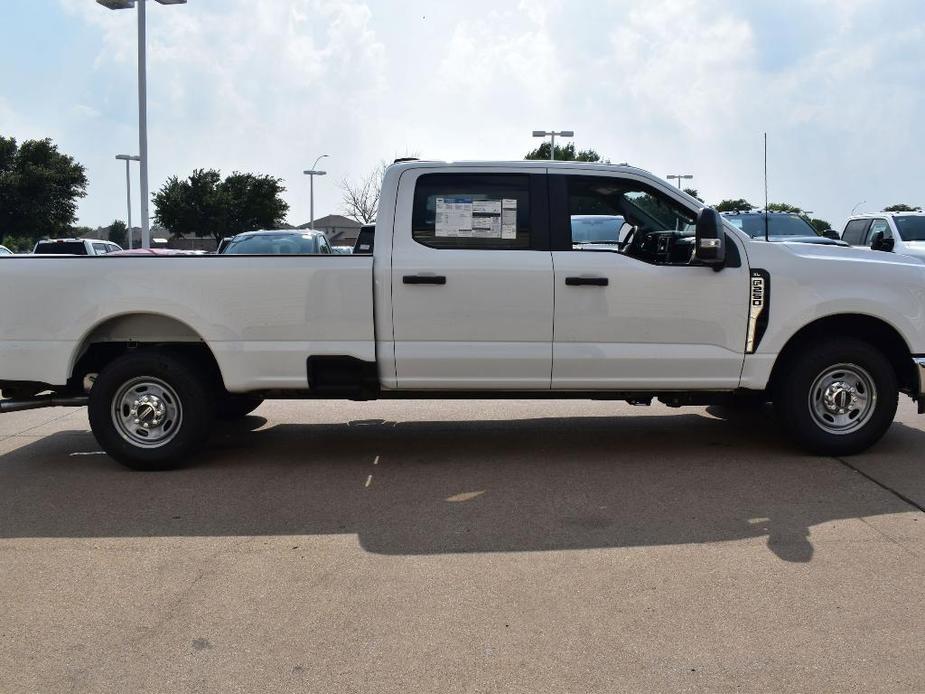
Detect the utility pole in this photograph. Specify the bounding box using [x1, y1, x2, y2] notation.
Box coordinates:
[667, 174, 693, 189]
[303, 154, 329, 231]
[532, 130, 574, 161]
[116, 154, 141, 248]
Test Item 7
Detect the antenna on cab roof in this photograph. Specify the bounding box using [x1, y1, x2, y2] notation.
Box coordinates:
[764, 132, 770, 243]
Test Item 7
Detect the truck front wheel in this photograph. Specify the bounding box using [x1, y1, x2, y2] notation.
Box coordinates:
[88, 352, 215, 470]
[775, 338, 898, 456]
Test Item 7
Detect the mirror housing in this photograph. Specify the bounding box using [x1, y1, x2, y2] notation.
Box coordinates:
[695, 207, 726, 269]
[870, 231, 895, 252]
[821, 229, 840, 240]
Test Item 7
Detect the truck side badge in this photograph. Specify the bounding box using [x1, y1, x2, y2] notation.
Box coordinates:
[746, 269, 770, 353]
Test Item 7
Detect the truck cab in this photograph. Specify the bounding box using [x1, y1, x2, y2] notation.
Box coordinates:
[841, 212, 925, 261]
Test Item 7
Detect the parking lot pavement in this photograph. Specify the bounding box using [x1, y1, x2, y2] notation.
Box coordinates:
[0, 400, 922, 693]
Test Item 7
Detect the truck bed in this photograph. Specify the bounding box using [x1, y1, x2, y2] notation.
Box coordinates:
[0, 255, 375, 391]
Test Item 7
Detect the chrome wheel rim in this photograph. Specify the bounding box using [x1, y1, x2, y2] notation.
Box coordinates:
[808, 363, 876, 435]
[111, 377, 182, 448]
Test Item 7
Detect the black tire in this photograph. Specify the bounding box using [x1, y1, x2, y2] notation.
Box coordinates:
[216, 394, 264, 420]
[774, 338, 897, 456]
[88, 351, 215, 470]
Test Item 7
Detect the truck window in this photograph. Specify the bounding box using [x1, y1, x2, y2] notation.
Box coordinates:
[33, 241, 89, 255]
[893, 215, 925, 241]
[864, 219, 891, 245]
[562, 175, 697, 265]
[92, 242, 110, 255]
[842, 219, 871, 245]
[412, 173, 530, 250]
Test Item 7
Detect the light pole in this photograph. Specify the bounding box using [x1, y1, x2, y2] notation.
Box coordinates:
[303, 155, 329, 231]
[850, 201, 867, 215]
[116, 154, 141, 249]
[97, 0, 187, 249]
[532, 130, 574, 161]
[667, 174, 693, 189]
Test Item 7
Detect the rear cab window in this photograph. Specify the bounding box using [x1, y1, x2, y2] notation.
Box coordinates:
[842, 219, 871, 245]
[34, 241, 89, 255]
[412, 173, 533, 250]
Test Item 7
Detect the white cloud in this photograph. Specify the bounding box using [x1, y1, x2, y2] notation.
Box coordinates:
[34, 0, 925, 228]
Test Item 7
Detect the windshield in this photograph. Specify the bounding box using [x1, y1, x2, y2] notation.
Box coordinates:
[223, 234, 320, 255]
[893, 216, 925, 242]
[724, 214, 819, 238]
[571, 216, 626, 243]
[34, 241, 88, 255]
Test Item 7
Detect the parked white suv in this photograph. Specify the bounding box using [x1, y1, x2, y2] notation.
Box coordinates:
[840, 212, 925, 261]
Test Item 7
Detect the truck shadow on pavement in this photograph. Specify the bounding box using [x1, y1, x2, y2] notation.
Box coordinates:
[0, 409, 920, 563]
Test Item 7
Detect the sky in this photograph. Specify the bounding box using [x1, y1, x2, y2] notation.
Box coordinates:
[1, 0, 923, 230]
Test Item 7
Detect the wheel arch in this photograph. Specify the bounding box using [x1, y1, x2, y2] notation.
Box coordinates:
[68, 312, 225, 391]
[768, 313, 914, 395]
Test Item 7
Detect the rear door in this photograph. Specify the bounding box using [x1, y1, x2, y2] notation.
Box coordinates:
[390, 168, 554, 389]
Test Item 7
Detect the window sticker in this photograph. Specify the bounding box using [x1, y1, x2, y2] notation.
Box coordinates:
[435, 196, 517, 239]
[435, 196, 473, 237]
[502, 199, 517, 239]
[727, 218, 744, 230]
[472, 199, 502, 238]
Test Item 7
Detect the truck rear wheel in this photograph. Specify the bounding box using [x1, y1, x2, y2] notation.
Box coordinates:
[88, 352, 215, 470]
[775, 338, 897, 456]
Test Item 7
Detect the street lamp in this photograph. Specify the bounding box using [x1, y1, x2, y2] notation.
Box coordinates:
[115, 154, 141, 249]
[532, 130, 574, 161]
[303, 155, 329, 231]
[667, 174, 693, 189]
[97, 0, 188, 249]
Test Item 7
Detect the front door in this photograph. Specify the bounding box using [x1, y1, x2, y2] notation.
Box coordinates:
[391, 168, 554, 389]
[549, 172, 750, 390]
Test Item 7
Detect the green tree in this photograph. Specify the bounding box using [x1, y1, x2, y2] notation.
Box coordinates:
[683, 188, 703, 202]
[153, 169, 289, 242]
[0, 136, 88, 244]
[767, 202, 804, 213]
[714, 199, 755, 212]
[525, 142, 604, 162]
[108, 220, 128, 247]
[884, 203, 921, 212]
[809, 218, 832, 234]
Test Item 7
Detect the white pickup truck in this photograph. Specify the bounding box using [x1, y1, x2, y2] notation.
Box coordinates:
[2, 160, 925, 470]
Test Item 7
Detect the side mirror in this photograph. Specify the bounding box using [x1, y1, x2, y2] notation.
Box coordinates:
[821, 229, 840, 240]
[870, 231, 895, 252]
[695, 207, 726, 269]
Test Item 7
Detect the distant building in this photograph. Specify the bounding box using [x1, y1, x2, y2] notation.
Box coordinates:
[298, 215, 362, 246]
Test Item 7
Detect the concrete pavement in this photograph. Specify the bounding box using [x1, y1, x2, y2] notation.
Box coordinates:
[0, 399, 923, 693]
